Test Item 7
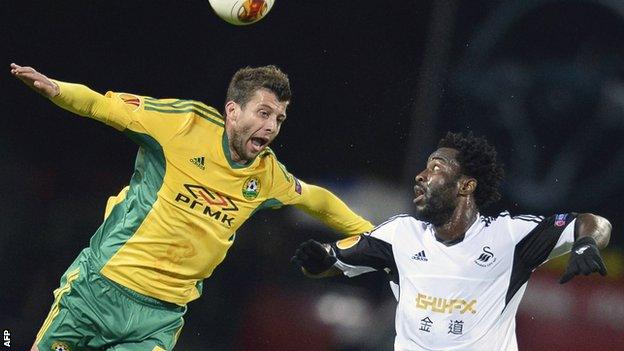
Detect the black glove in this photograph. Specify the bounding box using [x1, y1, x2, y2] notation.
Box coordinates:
[291, 239, 337, 275]
[559, 236, 607, 284]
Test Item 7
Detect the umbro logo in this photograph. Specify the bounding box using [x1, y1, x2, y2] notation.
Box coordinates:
[190, 156, 205, 170]
[412, 250, 428, 261]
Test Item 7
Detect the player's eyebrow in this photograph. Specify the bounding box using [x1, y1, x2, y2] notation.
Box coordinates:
[428, 155, 462, 170]
[428, 155, 449, 164]
[259, 103, 287, 119]
[258, 103, 274, 110]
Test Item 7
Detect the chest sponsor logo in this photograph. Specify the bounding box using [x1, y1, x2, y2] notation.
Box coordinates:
[242, 177, 260, 200]
[474, 246, 496, 267]
[415, 293, 477, 314]
[175, 184, 239, 227]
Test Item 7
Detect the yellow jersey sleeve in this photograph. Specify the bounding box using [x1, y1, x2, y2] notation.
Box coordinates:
[267, 158, 374, 236]
[50, 80, 207, 146]
[293, 183, 374, 235]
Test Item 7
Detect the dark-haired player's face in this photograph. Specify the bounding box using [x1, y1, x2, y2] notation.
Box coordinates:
[226, 88, 288, 162]
[413, 148, 462, 226]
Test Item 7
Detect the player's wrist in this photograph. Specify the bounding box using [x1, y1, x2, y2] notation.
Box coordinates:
[572, 236, 598, 249]
[46, 79, 61, 98]
[51, 80, 60, 97]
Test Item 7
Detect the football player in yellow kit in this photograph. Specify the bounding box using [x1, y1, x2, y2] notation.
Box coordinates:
[11, 63, 374, 351]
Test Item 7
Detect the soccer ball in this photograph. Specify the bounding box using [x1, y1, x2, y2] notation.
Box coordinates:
[209, 0, 275, 25]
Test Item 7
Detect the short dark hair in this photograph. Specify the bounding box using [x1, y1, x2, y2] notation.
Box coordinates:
[438, 132, 504, 210]
[226, 65, 291, 107]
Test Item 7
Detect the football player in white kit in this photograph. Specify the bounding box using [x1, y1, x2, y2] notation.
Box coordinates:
[292, 132, 611, 351]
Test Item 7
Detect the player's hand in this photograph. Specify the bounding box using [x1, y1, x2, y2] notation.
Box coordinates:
[291, 239, 337, 275]
[10, 63, 60, 98]
[559, 236, 607, 284]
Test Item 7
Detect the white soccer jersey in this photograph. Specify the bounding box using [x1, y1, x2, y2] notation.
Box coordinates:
[330, 212, 577, 351]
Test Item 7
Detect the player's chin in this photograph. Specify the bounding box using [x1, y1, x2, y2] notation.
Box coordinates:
[243, 147, 262, 160]
[413, 196, 426, 207]
[413, 202, 428, 214]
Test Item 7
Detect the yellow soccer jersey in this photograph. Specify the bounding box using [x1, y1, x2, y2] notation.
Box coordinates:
[50, 81, 374, 305]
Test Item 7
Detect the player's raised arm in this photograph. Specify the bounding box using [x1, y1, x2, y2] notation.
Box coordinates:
[11, 63, 197, 143]
[264, 157, 373, 236]
[10, 63, 60, 98]
[292, 234, 397, 279]
[293, 183, 374, 236]
[293, 218, 399, 280]
[559, 213, 611, 284]
[11, 62, 123, 128]
[574, 213, 611, 248]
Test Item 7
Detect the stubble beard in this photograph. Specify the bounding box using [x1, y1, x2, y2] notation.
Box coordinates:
[413, 183, 457, 227]
[230, 127, 253, 162]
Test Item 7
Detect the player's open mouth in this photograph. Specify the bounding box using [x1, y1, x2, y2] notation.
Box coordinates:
[413, 186, 425, 204]
[250, 137, 269, 152]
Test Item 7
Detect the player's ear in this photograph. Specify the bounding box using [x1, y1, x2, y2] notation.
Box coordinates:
[225, 100, 239, 121]
[459, 177, 477, 196]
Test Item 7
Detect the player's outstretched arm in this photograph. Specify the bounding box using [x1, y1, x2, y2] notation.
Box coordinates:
[291, 239, 342, 278]
[294, 184, 374, 236]
[10, 63, 60, 98]
[559, 213, 611, 284]
[11, 62, 195, 145]
[10, 63, 129, 129]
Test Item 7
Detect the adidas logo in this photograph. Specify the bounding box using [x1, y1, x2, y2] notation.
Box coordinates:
[411, 250, 428, 261]
[190, 156, 205, 170]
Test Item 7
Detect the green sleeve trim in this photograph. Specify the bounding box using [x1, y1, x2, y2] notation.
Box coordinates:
[251, 198, 284, 216]
[276, 161, 292, 182]
[260, 148, 291, 182]
[144, 105, 224, 127]
[144, 99, 223, 120]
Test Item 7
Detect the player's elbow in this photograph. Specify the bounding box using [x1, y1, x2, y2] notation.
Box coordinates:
[578, 213, 611, 249]
[597, 215, 612, 249]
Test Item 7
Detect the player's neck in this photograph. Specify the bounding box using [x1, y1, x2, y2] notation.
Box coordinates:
[224, 123, 247, 165]
[433, 201, 478, 243]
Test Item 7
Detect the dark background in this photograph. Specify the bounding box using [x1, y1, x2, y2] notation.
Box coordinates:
[2, 1, 623, 350]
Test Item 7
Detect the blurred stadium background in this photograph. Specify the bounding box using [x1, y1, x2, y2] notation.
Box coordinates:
[2, 1, 623, 350]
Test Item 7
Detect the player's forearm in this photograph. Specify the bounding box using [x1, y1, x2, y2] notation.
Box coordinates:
[50, 80, 116, 126]
[574, 213, 611, 249]
[295, 184, 374, 235]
